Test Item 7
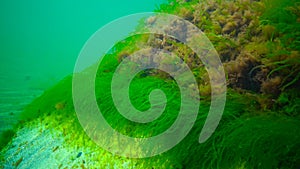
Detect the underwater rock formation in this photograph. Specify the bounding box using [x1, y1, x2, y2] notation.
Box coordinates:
[1, 0, 300, 168]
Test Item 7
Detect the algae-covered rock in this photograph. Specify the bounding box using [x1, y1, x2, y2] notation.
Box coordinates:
[1, 0, 300, 168]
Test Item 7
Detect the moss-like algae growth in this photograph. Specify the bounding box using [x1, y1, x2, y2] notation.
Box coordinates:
[0, 129, 15, 150]
[1, 0, 300, 168]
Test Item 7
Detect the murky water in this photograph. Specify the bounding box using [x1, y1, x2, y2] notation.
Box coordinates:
[0, 0, 166, 131]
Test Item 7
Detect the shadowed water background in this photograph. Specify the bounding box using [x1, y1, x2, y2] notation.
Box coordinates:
[0, 0, 166, 132]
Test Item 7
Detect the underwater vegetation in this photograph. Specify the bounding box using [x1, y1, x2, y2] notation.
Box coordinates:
[0, 129, 15, 150]
[1, 0, 300, 168]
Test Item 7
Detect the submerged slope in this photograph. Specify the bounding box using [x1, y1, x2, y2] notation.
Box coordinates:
[1, 0, 300, 168]
[1, 60, 300, 168]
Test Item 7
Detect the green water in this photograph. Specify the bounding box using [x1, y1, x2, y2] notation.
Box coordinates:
[0, 0, 166, 133]
[0, 0, 166, 88]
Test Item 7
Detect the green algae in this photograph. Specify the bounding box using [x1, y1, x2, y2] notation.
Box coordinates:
[14, 53, 300, 168]
[2, 0, 300, 168]
[0, 129, 15, 150]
